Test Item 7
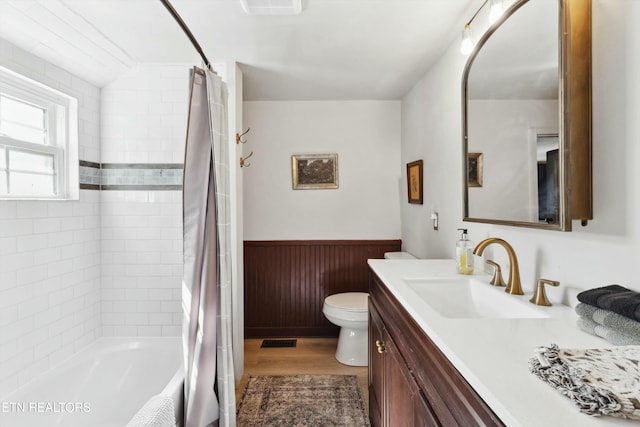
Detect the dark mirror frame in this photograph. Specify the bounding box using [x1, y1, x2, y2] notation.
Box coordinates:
[461, 0, 592, 231]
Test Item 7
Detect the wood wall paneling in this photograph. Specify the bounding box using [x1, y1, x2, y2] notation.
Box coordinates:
[244, 240, 401, 338]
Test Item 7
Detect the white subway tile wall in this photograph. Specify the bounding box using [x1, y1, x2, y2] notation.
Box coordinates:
[101, 191, 183, 337]
[0, 38, 101, 397]
[101, 64, 190, 164]
[100, 64, 190, 336]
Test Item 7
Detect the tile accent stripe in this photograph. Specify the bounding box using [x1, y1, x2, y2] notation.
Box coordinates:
[101, 184, 183, 191]
[79, 161, 184, 191]
[79, 160, 101, 168]
[79, 161, 101, 189]
[100, 163, 184, 169]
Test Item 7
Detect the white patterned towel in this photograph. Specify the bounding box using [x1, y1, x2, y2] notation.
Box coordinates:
[126, 394, 176, 427]
[530, 344, 640, 420]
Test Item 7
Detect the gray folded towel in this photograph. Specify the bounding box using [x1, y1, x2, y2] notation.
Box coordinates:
[575, 302, 598, 318]
[578, 314, 640, 345]
[593, 308, 640, 336]
[530, 344, 640, 420]
[576, 315, 598, 335]
[596, 325, 640, 346]
[576, 303, 640, 338]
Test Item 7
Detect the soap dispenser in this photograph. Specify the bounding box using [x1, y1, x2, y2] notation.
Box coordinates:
[456, 228, 474, 275]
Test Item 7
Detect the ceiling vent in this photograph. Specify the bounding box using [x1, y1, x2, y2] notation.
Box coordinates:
[239, 0, 302, 15]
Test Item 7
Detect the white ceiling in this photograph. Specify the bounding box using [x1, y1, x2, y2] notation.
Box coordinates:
[0, 0, 478, 100]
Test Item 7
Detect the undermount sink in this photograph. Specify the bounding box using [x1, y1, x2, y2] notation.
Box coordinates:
[404, 277, 548, 319]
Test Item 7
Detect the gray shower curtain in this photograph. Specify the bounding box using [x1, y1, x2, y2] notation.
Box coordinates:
[182, 67, 236, 427]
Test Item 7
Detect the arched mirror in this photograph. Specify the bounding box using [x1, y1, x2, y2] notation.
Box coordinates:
[462, 0, 592, 231]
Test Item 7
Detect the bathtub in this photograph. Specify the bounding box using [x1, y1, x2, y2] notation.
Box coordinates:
[0, 337, 183, 427]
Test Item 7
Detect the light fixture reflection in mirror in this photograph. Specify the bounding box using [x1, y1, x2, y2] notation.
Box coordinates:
[460, 0, 508, 55]
[488, 0, 505, 23]
[461, 24, 475, 55]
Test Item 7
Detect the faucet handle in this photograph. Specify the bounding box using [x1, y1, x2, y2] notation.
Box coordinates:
[530, 279, 560, 306]
[485, 260, 506, 287]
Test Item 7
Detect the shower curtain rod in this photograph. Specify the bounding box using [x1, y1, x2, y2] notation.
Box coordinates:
[159, 0, 213, 71]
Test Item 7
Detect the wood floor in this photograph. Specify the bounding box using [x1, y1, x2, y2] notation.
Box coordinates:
[236, 338, 369, 411]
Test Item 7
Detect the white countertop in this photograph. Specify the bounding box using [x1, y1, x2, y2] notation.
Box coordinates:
[368, 259, 631, 427]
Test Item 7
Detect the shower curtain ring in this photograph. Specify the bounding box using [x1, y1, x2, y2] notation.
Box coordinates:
[240, 151, 254, 168]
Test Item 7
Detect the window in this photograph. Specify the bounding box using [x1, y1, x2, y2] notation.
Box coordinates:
[0, 66, 78, 199]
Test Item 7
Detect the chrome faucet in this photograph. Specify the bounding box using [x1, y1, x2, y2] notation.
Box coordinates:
[472, 238, 523, 295]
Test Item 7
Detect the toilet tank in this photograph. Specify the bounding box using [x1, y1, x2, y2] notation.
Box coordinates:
[384, 252, 416, 260]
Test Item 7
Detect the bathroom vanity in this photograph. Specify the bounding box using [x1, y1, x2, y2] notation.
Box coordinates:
[368, 259, 630, 427]
[368, 271, 503, 426]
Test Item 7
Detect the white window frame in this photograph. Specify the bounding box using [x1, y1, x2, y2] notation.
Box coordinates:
[0, 66, 79, 200]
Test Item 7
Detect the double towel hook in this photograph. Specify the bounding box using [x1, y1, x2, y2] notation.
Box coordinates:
[236, 128, 250, 144]
[240, 151, 254, 168]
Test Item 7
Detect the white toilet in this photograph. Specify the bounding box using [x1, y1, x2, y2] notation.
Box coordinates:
[322, 251, 416, 367]
[323, 292, 369, 366]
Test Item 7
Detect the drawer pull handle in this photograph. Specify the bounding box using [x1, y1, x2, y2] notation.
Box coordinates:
[375, 339, 386, 354]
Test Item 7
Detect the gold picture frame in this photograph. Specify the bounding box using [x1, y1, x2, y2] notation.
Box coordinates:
[406, 160, 423, 204]
[291, 153, 339, 190]
[467, 152, 483, 187]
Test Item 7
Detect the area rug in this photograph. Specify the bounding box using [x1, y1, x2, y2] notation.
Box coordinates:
[236, 374, 370, 426]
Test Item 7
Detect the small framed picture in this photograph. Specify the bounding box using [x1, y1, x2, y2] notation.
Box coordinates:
[406, 160, 423, 204]
[291, 153, 338, 190]
[467, 153, 483, 187]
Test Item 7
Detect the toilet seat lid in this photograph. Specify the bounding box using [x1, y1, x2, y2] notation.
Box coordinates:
[325, 292, 369, 311]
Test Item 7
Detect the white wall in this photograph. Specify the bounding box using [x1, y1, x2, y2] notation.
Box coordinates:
[401, 0, 640, 302]
[100, 190, 183, 336]
[101, 64, 189, 164]
[100, 64, 188, 336]
[243, 101, 402, 240]
[0, 38, 101, 397]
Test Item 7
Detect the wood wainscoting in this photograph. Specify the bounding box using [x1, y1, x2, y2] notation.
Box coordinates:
[244, 240, 401, 338]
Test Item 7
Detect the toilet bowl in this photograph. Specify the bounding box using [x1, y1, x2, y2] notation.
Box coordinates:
[322, 253, 415, 366]
[323, 292, 369, 366]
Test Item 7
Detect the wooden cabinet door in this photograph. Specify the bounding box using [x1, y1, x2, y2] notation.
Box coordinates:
[369, 301, 385, 427]
[385, 329, 420, 427]
[413, 390, 440, 427]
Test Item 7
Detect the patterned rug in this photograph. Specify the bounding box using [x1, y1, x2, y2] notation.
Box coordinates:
[236, 374, 370, 426]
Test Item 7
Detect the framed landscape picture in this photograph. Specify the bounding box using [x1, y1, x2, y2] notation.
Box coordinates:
[291, 153, 339, 190]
